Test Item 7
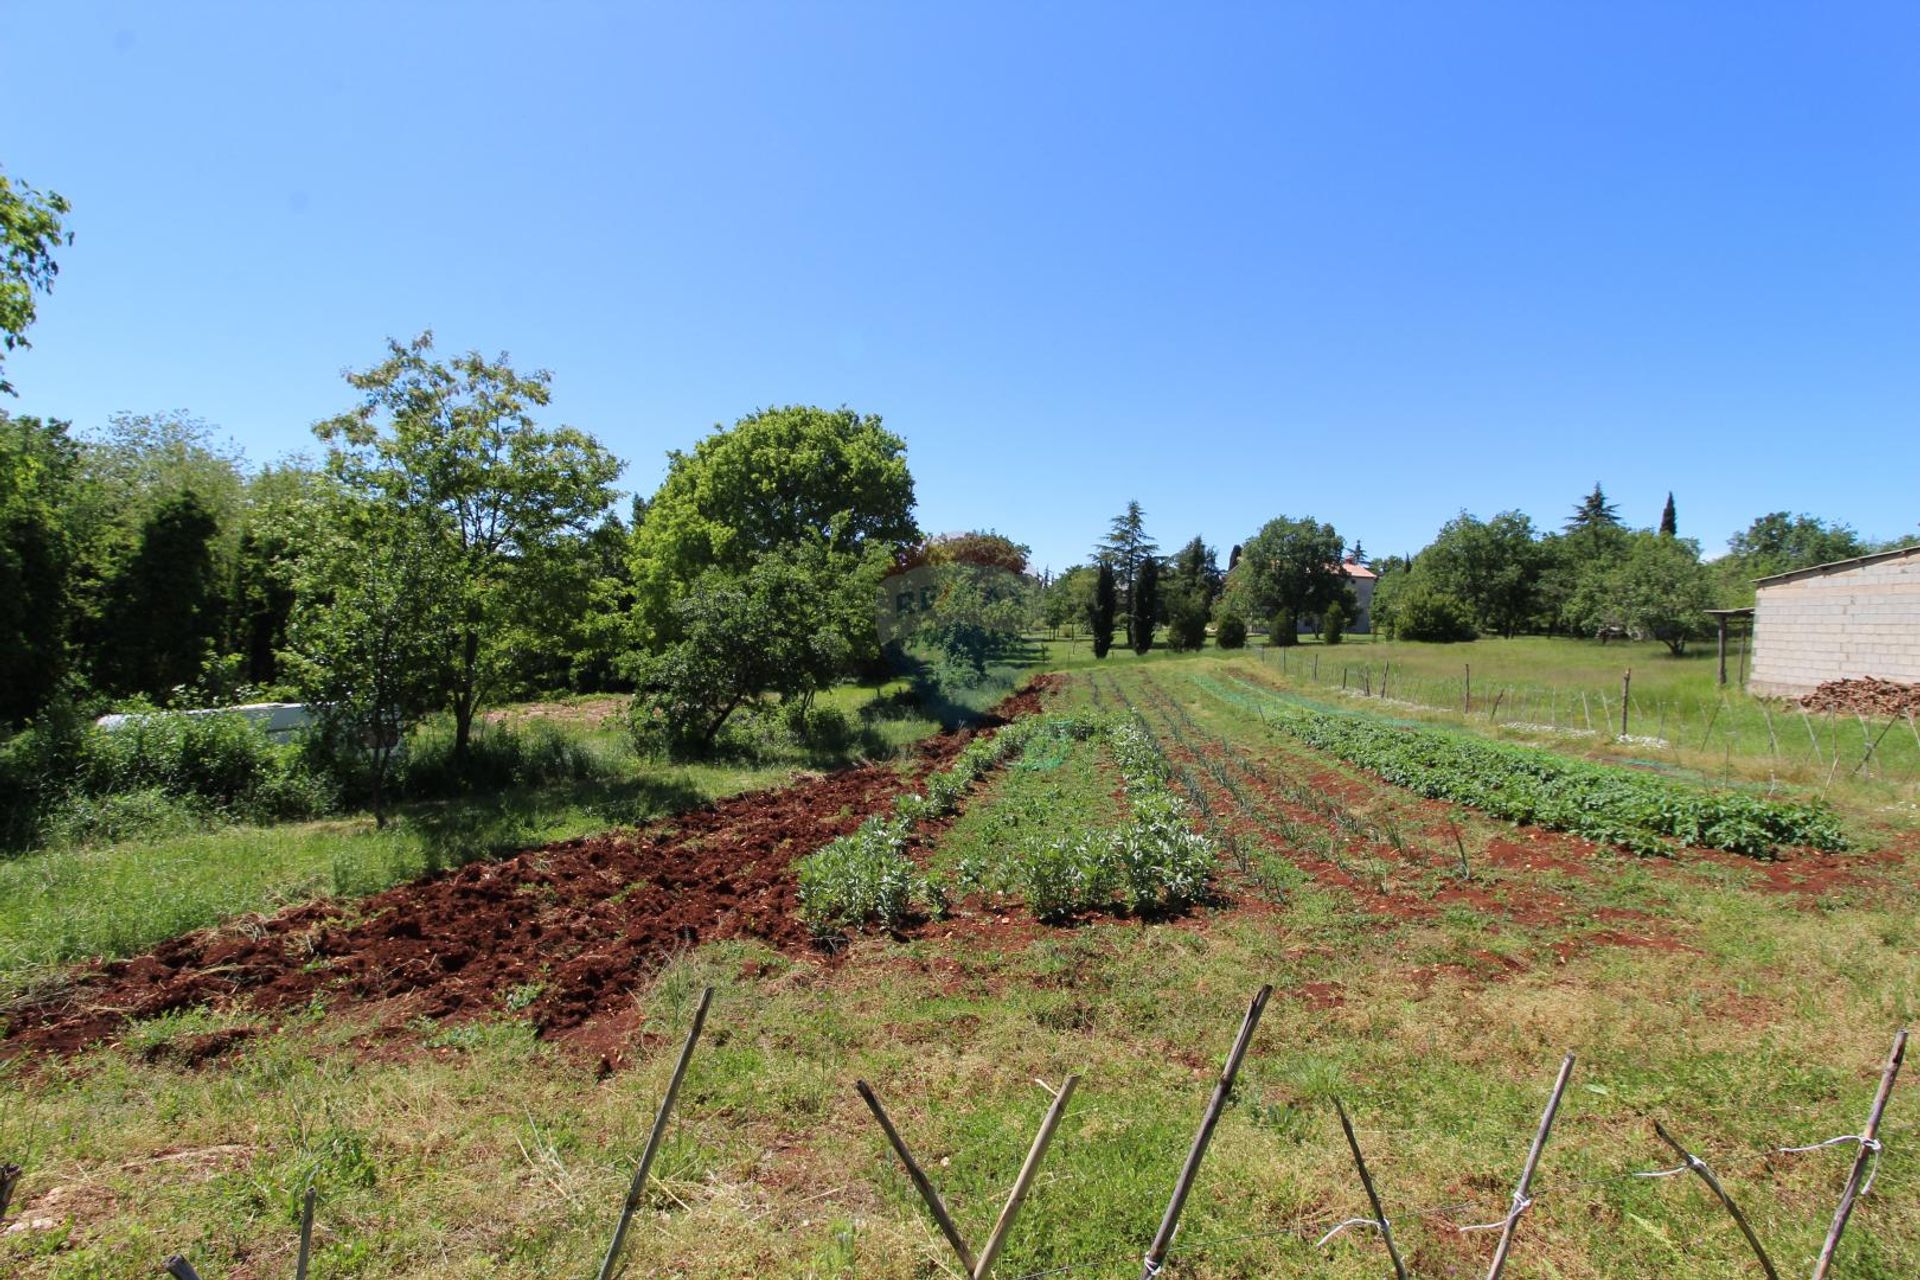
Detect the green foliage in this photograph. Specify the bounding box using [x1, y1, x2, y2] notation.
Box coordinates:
[1091, 563, 1116, 659]
[1374, 574, 1477, 642]
[1214, 615, 1247, 649]
[628, 405, 916, 654]
[627, 546, 862, 756]
[1568, 530, 1715, 654]
[0, 413, 78, 724]
[1095, 500, 1158, 617]
[1266, 610, 1298, 646]
[1219, 676, 1846, 857]
[1417, 510, 1546, 638]
[1129, 556, 1160, 654]
[284, 500, 458, 826]
[315, 332, 621, 762]
[1322, 599, 1347, 645]
[1235, 514, 1345, 635]
[0, 166, 72, 396]
[795, 815, 916, 929]
[1164, 593, 1209, 651]
[93, 490, 226, 701]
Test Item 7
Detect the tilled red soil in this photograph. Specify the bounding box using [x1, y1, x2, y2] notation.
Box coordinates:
[2, 677, 1060, 1061]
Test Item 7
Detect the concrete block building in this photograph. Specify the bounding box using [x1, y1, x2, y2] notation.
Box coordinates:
[1747, 544, 1920, 697]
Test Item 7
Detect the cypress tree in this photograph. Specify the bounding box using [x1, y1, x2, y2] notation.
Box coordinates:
[1131, 557, 1160, 654]
[1091, 563, 1116, 659]
[96, 490, 226, 700]
[1659, 492, 1677, 537]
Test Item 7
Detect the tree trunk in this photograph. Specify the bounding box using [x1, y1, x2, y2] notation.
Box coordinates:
[453, 624, 481, 771]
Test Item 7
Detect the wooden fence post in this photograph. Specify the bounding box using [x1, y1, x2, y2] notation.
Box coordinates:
[1810, 1028, 1908, 1280]
[1620, 670, 1631, 738]
[295, 1184, 316, 1280]
[1464, 664, 1471, 715]
[858, 1081, 977, 1276]
[1333, 1098, 1408, 1280]
[1141, 987, 1272, 1279]
[0, 1162, 18, 1224]
[1650, 1121, 1778, 1280]
[594, 986, 715, 1280]
[973, 1076, 1079, 1280]
[1484, 1053, 1575, 1280]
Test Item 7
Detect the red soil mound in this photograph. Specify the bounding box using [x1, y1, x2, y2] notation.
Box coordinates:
[1798, 677, 1920, 718]
[3, 677, 1059, 1060]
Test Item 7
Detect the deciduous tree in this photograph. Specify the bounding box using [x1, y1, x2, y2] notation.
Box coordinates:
[1236, 515, 1344, 638]
[0, 167, 72, 396]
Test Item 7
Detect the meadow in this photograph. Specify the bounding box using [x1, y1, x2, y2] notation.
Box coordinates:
[1, 643, 1915, 1278]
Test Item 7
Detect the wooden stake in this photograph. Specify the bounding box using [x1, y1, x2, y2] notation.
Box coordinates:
[1485, 1053, 1575, 1280]
[1333, 1098, 1409, 1280]
[1141, 987, 1273, 1279]
[594, 985, 715, 1280]
[1849, 717, 1898, 779]
[1464, 664, 1471, 715]
[858, 1081, 977, 1276]
[1620, 669, 1631, 738]
[973, 1076, 1078, 1280]
[1650, 1121, 1778, 1280]
[0, 1162, 18, 1223]
[1451, 823, 1471, 883]
[1810, 1028, 1908, 1280]
[162, 1259, 203, 1280]
[1580, 690, 1592, 733]
[295, 1184, 316, 1280]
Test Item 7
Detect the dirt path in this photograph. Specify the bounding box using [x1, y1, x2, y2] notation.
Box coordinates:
[2, 677, 1060, 1061]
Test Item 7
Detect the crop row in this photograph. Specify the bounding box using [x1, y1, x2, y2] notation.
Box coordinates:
[1197, 674, 1846, 858]
[796, 707, 1215, 931]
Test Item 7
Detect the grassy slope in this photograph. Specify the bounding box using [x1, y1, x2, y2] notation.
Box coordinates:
[0, 677, 998, 1001]
[4, 651, 1918, 1278]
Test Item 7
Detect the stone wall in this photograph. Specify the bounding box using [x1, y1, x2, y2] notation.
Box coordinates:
[1748, 549, 1920, 696]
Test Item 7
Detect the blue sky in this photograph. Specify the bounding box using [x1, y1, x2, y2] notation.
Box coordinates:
[5, 2, 1917, 573]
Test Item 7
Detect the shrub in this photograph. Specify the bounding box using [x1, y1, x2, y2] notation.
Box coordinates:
[1165, 597, 1209, 651]
[394, 719, 609, 799]
[1323, 600, 1347, 646]
[1267, 613, 1299, 646]
[1395, 582, 1478, 642]
[1215, 615, 1247, 650]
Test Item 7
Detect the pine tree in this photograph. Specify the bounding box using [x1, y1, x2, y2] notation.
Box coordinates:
[1659, 492, 1677, 537]
[1095, 499, 1158, 626]
[1347, 539, 1367, 565]
[1091, 563, 1116, 659]
[1130, 557, 1160, 654]
[1566, 483, 1622, 534]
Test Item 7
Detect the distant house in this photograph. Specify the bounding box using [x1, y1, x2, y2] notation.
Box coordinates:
[1747, 544, 1920, 697]
[1299, 558, 1379, 634]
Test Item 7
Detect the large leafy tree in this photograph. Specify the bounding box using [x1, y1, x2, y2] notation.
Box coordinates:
[1418, 510, 1545, 638]
[1235, 515, 1345, 637]
[628, 545, 867, 753]
[286, 499, 457, 827]
[1, 166, 72, 396]
[1568, 531, 1715, 654]
[0, 412, 79, 723]
[629, 405, 917, 653]
[316, 332, 621, 766]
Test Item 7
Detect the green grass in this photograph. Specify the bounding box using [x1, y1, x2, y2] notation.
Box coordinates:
[4, 658, 1919, 1277]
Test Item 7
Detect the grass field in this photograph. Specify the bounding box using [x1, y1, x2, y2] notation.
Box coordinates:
[2, 650, 1916, 1278]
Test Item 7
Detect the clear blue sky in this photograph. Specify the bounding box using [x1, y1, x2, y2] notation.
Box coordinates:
[6, 2, 1917, 573]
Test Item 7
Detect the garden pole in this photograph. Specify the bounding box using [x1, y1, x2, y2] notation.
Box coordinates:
[594, 986, 714, 1280]
[1484, 1053, 1575, 1280]
[1333, 1097, 1408, 1280]
[1620, 670, 1631, 738]
[973, 1076, 1078, 1280]
[1141, 988, 1272, 1279]
[1810, 1029, 1907, 1280]
[1849, 717, 1897, 779]
[1650, 1121, 1778, 1280]
[858, 1081, 976, 1276]
[295, 1184, 316, 1280]
[1464, 664, 1471, 715]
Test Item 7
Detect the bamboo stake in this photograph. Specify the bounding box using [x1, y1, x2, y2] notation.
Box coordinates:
[1485, 1053, 1575, 1280]
[858, 1081, 977, 1275]
[0, 1162, 18, 1223]
[1333, 1098, 1409, 1280]
[1849, 717, 1898, 779]
[973, 1076, 1078, 1280]
[1141, 987, 1273, 1279]
[1810, 1028, 1908, 1280]
[594, 985, 715, 1280]
[295, 1184, 317, 1280]
[1650, 1121, 1778, 1280]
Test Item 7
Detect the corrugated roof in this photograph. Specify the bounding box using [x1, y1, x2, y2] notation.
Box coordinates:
[1751, 542, 1920, 589]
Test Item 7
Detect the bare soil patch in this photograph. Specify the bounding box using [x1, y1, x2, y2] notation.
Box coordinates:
[2, 678, 1060, 1062]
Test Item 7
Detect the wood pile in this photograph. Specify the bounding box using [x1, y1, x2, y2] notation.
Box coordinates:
[1797, 677, 1920, 717]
